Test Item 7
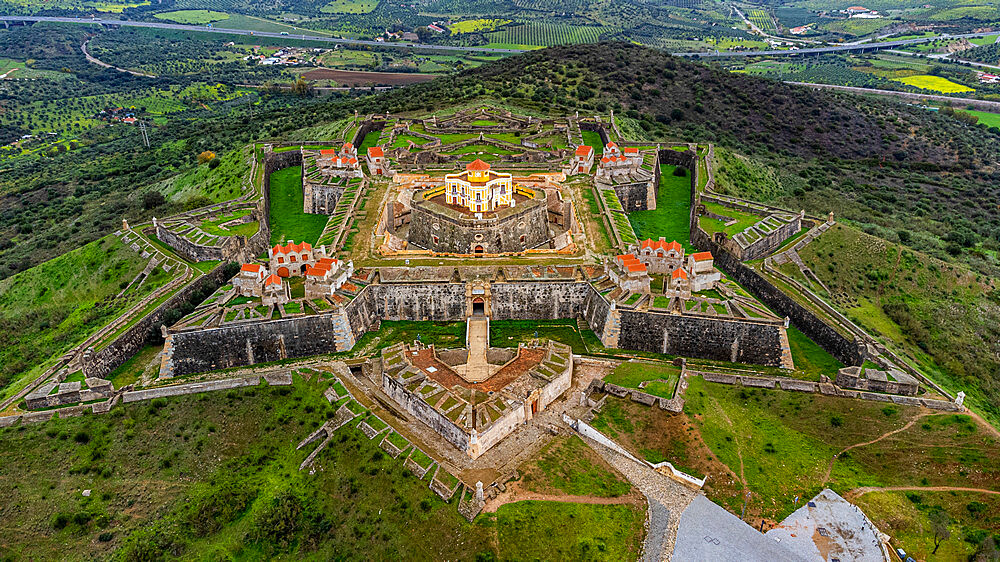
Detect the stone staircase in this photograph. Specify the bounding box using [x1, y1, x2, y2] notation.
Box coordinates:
[600, 308, 621, 349]
[777, 328, 795, 370]
[158, 333, 175, 379]
[330, 308, 356, 352]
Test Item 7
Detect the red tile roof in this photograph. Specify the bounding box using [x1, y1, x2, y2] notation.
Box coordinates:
[671, 268, 688, 280]
[691, 251, 713, 262]
[627, 262, 647, 273]
[264, 274, 281, 286]
[343, 142, 354, 151]
[575, 145, 593, 157]
[305, 266, 328, 277]
[623, 147, 639, 154]
[320, 148, 336, 155]
[272, 241, 312, 255]
[606, 141, 618, 149]
[640, 238, 683, 254]
[466, 159, 490, 171]
[240, 263, 263, 273]
[368, 146, 384, 158]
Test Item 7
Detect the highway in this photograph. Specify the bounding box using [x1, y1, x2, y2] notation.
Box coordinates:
[0, 15, 528, 54]
[784, 81, 1000, 112]
[2, 14, 998, 59]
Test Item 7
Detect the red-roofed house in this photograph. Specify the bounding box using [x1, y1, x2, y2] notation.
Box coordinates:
[234, 263, 267, 297]
[687, 251, 720, 291]
[609, 253, 651, 294]
[633, 237, 684, 273]
[262, 274, 290, 306]
[597, 142, 645, 180]
[305, 257, 354, 299]
[366, 145, 389, 176]
[269, 241, 328, 277]
[669, 268, 689, 292]
[571, 145, 594, 174]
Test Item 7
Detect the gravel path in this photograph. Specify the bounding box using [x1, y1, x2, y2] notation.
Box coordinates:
[580, 437, 698, 561]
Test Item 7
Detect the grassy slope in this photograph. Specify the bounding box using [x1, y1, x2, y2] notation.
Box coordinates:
[798, 223, 1000, 423]
[519, 434, 633, 498]
[594, 380, 1000, 558]
[0, 235, 157, 401]
[268, 166, 328, 246]
[160, 146, 251, 204]
[0, 377, 652, 560]
[626, 164, 693, 251]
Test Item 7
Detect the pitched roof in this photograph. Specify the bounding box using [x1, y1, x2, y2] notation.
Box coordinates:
[272, 241, 312, 255]
[623, 147, 639, 154]
[240, 263, 263, 273]
[466, 159, 491, 171]
[627, 262, 647, 273]
[320, 148, 336, 155]
[691, 251, 714, 262]
[343, 142, 354, 150]
[671, 268, 688, 280]
[264, 274, 281, 286]
[640, 239, 683, 253]
[305, 266, 328, 277]
[575, 145, 593, 157]
[606, 141, 618, 149]
[368, 146, 384, 158]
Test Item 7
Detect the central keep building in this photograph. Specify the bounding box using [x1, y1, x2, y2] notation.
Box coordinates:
[407, 160, 551, 254]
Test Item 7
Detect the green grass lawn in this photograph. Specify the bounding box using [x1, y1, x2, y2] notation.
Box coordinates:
[268, 166, 329, 245]
[494, 501, 645, 560]
[350, 320, 467, 355]
[489, 319, 589, 354]
[786, 326, 843, 379]
[604, 361, 680, 398]
[519, 435, 632, 497]
[625, 165, 692, 249]
[959, 109, 1000, 128]
[106, 344, 162, 387]
[153, 10, 230, 24]
[581, 130, 604, 155]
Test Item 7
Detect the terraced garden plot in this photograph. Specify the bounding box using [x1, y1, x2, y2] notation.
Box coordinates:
[316, 179, 364, 248]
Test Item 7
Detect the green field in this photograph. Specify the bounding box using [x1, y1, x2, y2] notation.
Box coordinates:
[268, 166, 329, 246]
[893, 74, 975, 93]
[153, 10, 230, 24]
[448, 19, 511, 34]
[486, 22, 612, 48]
[626, 164, 693, 251]
[959, 109, 1000, 128]
[320, 0, 378, 14]
[519, 435, 632, 497]
[160, 146, 252, 204]
[495, 501, 645, 560]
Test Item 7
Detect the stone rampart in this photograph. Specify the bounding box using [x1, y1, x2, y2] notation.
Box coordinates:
[121, 375, 264, 403]
[168, 314, 343, 377]
[690, 225, 864, 367]
[490, 282, 590, 320]
[617, 308, 785, 367]
[83, 263, 232, 379]
[382, 373, 469, 452]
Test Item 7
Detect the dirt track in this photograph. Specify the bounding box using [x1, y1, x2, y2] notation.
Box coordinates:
[300, 68, 437, 86]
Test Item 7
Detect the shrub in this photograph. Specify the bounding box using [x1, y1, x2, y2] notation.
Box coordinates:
[74, 430, 90, 444]
[197, 150, 216, 164]
[98, 532, 113, 542]
[830, 415, 843, 427]
[51, 513, 71, 529]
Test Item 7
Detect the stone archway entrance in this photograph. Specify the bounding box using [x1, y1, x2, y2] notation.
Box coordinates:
[472, 297, 485, 317]
[277, 266, 290, 277]
[474, 245, 485, 254]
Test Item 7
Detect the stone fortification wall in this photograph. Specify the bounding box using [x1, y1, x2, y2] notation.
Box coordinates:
[475, 401, 526, 454]
[366, 283, 467, 321]
[303, 181, 345, 215]
[153, 223, 241, 262]
[657, 147, 697, 171]
[617, 310, 785, 367]
[582, 286, 613, 342]
[121, 374, 291, 403]
[264, 149, 302, 194]
[83, 263, 232, 379]
[382, 372, 469, 452]
[408, 198, 550, 254]
[613, 181, 655, 212]
[168, 315, 342, 377]
[490, 282, 590, 320]
[353, 120, 386, 147]
[690, 226, 864, 367]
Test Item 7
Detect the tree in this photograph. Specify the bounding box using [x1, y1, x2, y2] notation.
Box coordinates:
[142, 191, 165, 210]
[197, 151, 215, 164]
[930, 509, 951, 555]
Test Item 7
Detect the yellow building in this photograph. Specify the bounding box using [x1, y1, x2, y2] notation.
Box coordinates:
[445, 159, 513, 213]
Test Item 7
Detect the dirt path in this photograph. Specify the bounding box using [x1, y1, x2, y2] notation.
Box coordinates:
[482, 480, 644, 513]
[847, 486, 1000, 500]
[822, 411, 939, 482]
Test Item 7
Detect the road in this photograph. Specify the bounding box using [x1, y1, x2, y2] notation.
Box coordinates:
[7, 15, 1000, 59]
[0, 15, 528, 54]
[81, 37, 155, 77]
[673, 30, 1000, 57]
[785, 81, 1000, 111]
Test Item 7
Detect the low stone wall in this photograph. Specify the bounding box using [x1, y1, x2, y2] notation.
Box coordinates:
[695, 371, 960, 411]
[382, 372, 469, 452]
[122, 374, 263, 403]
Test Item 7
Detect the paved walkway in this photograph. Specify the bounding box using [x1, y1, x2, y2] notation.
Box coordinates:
[457, 316, 494, 382]
[580, 437, 698, 561]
